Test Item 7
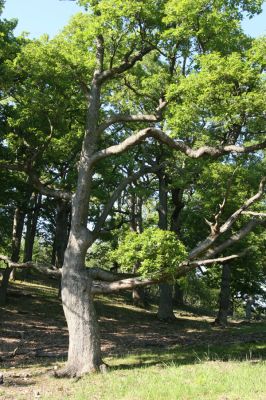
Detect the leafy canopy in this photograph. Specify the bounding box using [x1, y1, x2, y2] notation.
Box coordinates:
[111, 227, 188, 280]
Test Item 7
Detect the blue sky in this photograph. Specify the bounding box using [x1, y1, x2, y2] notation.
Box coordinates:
[2, 0, 266, 39]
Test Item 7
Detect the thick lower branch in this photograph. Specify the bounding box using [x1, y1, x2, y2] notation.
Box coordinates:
[0, 255, 61, 277]
[91, 128, 266, 166]
[92, 277, 157, 294]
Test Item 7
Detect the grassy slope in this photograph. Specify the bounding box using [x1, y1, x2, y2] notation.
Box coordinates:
[0, 280, 265, 400]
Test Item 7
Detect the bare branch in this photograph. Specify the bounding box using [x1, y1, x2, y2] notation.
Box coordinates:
[98, 99, 167, 132]
[91, 253, 245, 294]
[27, 170, 72, 201]
[96, 45, 154, 84]
[205, 219, 266, 259]
[98, 114, 158, 132]
[92, 277, 157, 294]
[175, 252, 247, 278]
[241, 211, 266, 217]
[189, 177, 265, 259]
[0, 255, 61, 276]
[205, 167, 245, 235]
[88, 267, 137, 282]
[188, 253, 247, 267]
[218, 177, 265, 235]
[90, 127, 266, 166]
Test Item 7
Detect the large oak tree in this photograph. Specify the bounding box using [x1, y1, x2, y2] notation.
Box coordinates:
[0, 0, 265, 376]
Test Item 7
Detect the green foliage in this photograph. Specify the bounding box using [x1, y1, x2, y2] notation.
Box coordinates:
[111, 227, 187, 280]
[86, 240, 114, 268]
[166, 39, 266, 143]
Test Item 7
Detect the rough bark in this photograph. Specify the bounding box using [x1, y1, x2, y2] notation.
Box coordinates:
[60, 264, 102, 377]
[214, 264, 231, 326]
[59, 50, 105, 376]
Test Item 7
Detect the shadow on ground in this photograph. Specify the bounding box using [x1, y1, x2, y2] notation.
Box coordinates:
[0, 281, 265, 371]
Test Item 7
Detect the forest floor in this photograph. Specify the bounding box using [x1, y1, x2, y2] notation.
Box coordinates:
[0, 279, 266, 400]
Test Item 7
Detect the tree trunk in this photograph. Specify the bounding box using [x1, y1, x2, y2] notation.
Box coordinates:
[59, 236, 103, 377]
[23, 193, 41, 263]
[58, 70, 104, 376]
[130, 193, 148, 308]
[245, 296, 254, 321]
[214, 264, 231, 326]
[157, 170, 175, 321]
[173, 281, 185, 307]
[157, 283, 176, 321]
[0, 267, 13, 306]
[53, 199, 70, 269]
[0, 207, 25, 305]
[52, 199, 70, 297]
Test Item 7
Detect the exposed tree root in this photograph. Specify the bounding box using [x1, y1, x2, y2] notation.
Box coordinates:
[53, 362, 109, 379]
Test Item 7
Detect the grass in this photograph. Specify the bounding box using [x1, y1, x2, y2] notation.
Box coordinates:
[1, 279, 266, 399]
[72, 361, 266, 400]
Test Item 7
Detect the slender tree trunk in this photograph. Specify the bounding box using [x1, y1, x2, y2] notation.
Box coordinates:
[53, 200, 70, 268]
[157, 170, 176, 321]
[128, 191, 146, 307]
[53, 199, 70, 297]
[173, 281, 184, 307]
[0, 207, 25, 305]
[171, 187, 185, 308]
[245, 296, 254, 321]
[214, 264, 231, 326]
[23, 193, 41, 263]
[130, 194, 148, 308]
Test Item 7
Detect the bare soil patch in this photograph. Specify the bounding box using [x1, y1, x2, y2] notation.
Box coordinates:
[0, 281, 265, 399]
